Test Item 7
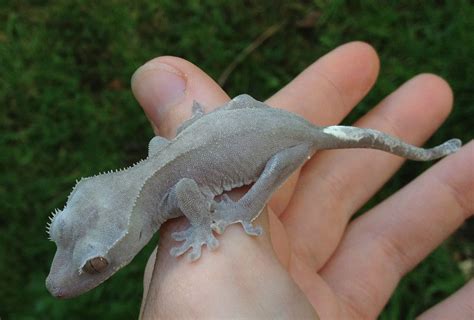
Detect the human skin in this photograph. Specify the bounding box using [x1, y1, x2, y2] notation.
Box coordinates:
[131, 42, 474, 319]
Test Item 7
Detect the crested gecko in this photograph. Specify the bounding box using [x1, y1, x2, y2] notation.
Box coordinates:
[46, 94, 461, 298]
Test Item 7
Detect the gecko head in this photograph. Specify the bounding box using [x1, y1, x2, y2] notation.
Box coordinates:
[46, 175, 135, 298]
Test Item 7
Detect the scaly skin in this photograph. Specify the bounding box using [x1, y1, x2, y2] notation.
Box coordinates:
[45, 94, 461, 298]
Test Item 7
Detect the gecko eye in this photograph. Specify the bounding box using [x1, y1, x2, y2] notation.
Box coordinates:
[82, 256, 109, 274]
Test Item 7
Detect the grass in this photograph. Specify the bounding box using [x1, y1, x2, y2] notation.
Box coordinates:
[1, 1, 472, 319]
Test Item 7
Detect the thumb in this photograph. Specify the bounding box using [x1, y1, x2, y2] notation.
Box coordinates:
[131, 56, 230, 138]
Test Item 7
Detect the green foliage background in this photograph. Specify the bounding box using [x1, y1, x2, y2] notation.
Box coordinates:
[1, 1, 472, 319]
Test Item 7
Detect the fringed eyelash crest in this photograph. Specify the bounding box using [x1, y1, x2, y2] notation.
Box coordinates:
[46, 208, 61, 240]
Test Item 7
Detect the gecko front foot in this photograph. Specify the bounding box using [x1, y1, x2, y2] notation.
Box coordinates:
[170, 223, 219, 261]
[210, 195, 263, 236]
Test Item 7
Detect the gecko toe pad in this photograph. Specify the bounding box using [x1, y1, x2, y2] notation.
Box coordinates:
[210, 218, 262, 237]
[170, 225, 219, 261]
[241, 221, 262, 236]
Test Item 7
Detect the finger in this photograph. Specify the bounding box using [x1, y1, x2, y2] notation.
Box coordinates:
[266, 41, 379, 125]
[283, 74, 454, 268]
[418, 280, 474, 320]
[266, 41, 380, 214]
[320, 142, 474, 319]
[131, 56, 230, 138]
[288, 253, 342, 319]
[140, 247, 157, 318]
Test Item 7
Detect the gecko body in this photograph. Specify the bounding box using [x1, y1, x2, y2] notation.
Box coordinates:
[46, 94, 461, 298]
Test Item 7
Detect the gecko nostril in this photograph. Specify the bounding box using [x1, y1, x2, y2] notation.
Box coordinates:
[54, 290, 65, 299]
[46, 278, 65, 298]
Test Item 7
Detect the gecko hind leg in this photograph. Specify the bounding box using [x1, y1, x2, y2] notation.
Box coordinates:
[211, 194, 264, 236]
[168, 178, 219, 261]
[211, 144, 312, 236]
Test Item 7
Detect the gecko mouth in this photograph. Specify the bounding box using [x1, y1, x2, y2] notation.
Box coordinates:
[46, 249, 116, 299]
[46, 268, 114, 299]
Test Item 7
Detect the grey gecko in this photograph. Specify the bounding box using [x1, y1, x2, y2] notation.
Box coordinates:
[46, 94, 461, 298]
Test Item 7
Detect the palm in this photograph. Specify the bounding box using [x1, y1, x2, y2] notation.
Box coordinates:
[133, 43, 473, 319]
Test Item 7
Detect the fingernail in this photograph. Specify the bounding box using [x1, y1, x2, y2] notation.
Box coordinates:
[132, 61, 187, 114]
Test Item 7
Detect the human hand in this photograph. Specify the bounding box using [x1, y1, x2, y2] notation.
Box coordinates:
[131, 42, 473, 319]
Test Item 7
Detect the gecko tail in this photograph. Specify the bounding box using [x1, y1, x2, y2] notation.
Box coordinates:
[319, 125, 461, 161]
